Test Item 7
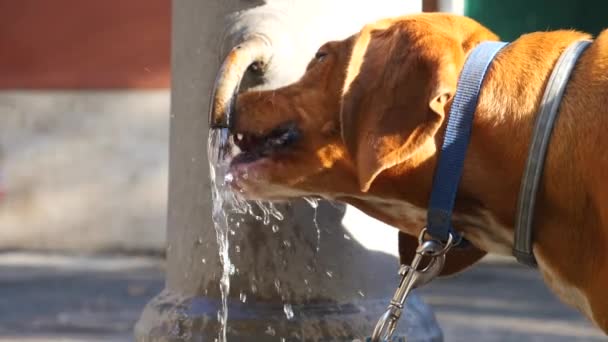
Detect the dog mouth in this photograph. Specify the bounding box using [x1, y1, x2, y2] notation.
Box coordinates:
[230, 122, 300, 166]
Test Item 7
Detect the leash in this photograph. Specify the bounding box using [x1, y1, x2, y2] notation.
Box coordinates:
[513, 39, 592, 267]
[370, 41, 507, 342]
[426, 41, 508, 243]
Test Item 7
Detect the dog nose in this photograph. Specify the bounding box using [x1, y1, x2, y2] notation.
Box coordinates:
[209, 34, 272, 129]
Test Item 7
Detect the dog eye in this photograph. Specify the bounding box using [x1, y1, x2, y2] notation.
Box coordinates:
[314, 51, 328, 61]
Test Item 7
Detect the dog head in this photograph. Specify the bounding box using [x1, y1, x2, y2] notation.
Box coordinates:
[228, 36, 355, 200]
[228, 13, 498, 201]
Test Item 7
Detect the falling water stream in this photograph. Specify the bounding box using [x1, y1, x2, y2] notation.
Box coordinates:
[208, 129, 233, 342]
[206, 128, 436, 341]
[208, 129, 289, 342]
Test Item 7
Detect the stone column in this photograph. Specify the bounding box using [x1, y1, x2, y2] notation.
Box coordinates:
[135, 1, 443, 341]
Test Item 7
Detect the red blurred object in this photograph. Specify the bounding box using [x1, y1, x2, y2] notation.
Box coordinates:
[0, 0, 171, 89]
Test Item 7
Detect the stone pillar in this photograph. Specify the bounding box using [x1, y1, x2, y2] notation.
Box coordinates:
[135, 1, 443, 341]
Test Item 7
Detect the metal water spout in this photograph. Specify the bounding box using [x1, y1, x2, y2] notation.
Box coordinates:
[136, 1, 443, 341]
[209, 34, 273, 129]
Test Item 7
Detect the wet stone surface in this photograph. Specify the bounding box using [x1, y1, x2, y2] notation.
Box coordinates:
[0, 253, 604, 341]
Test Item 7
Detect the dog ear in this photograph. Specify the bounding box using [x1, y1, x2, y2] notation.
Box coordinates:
[398, 232, 487, 276]
[340, 21, 477, 192]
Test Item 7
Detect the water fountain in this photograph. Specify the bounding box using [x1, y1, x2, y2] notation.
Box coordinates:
[135, 1, 443, 341]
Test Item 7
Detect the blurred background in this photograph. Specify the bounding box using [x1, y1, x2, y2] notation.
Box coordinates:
[0, 0, 170, 252]
[0, 1, 169, 341]
[0, 0, 605, 341]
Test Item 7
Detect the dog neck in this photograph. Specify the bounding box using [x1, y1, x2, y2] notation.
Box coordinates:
[337, 28, 608, 331]
[340, 31, 598, 256]
[459, 32, 591, 248]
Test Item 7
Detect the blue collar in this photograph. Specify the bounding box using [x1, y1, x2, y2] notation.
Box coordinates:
[426, 41, 508, 244]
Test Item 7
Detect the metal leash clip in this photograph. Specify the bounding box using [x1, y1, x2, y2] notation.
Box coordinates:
[370, 228, 455, 342]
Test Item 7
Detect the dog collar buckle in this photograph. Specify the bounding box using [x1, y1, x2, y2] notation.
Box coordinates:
[370, 228, 455, 342]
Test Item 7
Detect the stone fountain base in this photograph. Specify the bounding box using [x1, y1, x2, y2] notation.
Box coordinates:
[135, 290, 442, 341]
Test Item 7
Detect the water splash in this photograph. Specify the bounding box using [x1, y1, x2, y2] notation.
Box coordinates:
[208, 129, 326, 340]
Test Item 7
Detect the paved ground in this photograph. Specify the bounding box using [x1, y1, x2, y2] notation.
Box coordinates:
[419, 256, 606, 341]
[0, 253, 163, 342]
[0, 252, 604, 341]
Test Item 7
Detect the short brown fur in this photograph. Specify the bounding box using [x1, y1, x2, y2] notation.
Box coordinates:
[229, 13, 608, 331]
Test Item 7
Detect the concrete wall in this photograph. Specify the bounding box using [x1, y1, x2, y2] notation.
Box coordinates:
[0, 91, 169, 252]
[0, 1, 171, 252]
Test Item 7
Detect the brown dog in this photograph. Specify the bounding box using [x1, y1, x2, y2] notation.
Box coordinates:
[220, 13, 608, 332]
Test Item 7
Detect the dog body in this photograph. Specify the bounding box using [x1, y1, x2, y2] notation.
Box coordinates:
[226, 14, 608, 331]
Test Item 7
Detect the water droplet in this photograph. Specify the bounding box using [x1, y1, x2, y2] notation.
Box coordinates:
[235, 245, 241, 253]
[343, 234, 351, 240]
[325, 270, 333, 278]
[268, 202, 284, 221]
[282, 240, 291, 248]
[358, 290, 365, 297]
[303, 197, 319, 208]
[201, 258, 207, 264]
[274, 279, 281, 293]
[240, 292, 247, 303]
[230, 229, 235, 236]
[255, 200, 272, 225]
[196, 237, 204, 244]
[272, 225, 280, 233]
[191, 157, 197, 162]
[303, 198, 321, 252]
[265, 326, 276, 336]
[283, 304, 295, 320]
